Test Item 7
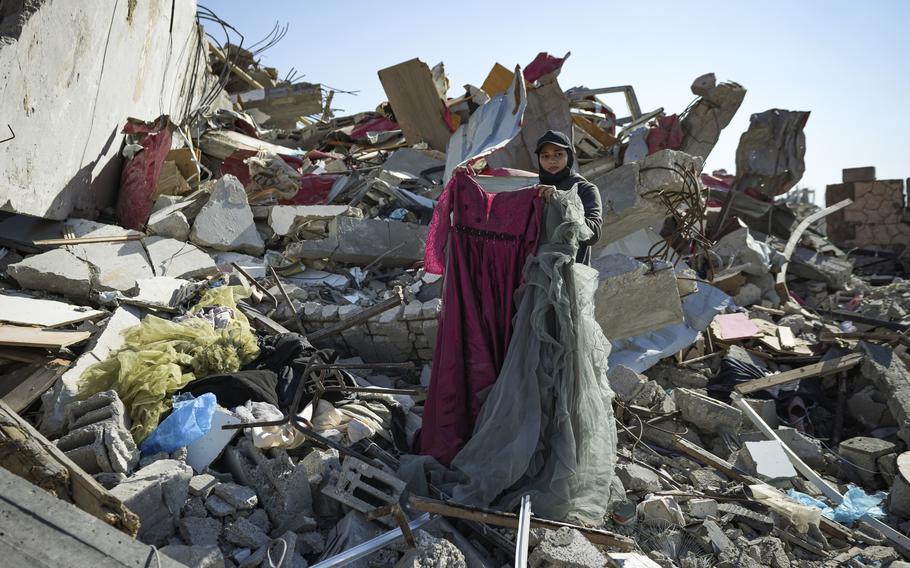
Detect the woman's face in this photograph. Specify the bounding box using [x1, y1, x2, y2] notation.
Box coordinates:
[538, 143, 569, 174]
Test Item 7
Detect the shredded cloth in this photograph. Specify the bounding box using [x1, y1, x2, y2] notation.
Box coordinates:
[402, 188, 618, 524]
[77, 286, 259, 442]
[419, 171, 543, 464]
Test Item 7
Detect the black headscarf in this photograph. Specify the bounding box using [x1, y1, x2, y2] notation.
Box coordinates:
[535, 130, 575, 186]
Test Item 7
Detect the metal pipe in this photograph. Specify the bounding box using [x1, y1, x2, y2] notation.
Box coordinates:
[310, 513, 434, 568]
[268, 264, 304, 333]
[232, 262, 278, 305]
[514, 495, 531, 568]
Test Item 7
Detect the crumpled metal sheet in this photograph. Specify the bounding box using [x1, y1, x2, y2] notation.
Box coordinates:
[116, 115, 175, 230]
[734, 109, 810, 197]
[444, 66, 527, 180]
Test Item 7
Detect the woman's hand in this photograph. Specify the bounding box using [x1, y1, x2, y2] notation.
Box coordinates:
[537, 184, 556, 201]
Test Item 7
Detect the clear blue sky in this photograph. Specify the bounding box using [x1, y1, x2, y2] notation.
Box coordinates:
[209, 1, 909, 203]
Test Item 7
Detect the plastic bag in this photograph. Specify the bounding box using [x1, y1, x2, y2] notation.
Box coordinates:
[140, 393, 217, 455]
[78, 286, 259, 442]
[787, 485, 887, 525]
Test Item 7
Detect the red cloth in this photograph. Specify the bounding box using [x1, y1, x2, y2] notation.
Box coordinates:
[348, 116, 400, 140]
[117, 116, 175, 230]
[278, 173, 338, 205]
[647, 114, 683, 154]
[420, 172, 543, 465]
[523, 52, 567, 84]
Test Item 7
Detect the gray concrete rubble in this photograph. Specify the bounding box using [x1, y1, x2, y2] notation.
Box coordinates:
[1, 6, 908, 566]
[53, 390, 139, 475]
[286, 216, 428, 268]
[190, 175, 265, 255]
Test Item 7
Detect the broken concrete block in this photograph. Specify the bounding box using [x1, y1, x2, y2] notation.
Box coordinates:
[637, 495, 685, 526]
[842, 166, 876, 183]
[7, 248, 93, 301]
[223, 516, 270, 549]
[54, 390, 139, 475]
[286, 216, 428, 268]
[145, 236, 220, 280]
[395, 530, 466, 568]
[616, 463, 662, 493]
[775, 426, 825, 470]
[590, 163, 664, 246]
[126, 276, 189, 308]
[213, 482, 258, 510]
[148, 210, 191, 241]
[268, 204, 357, 238]
[322, 456, 407, 523]
[859, 342, 910, 447]
[528, 527, 607, 568]
[159, 544, 224, 568]
[190, 175, 265, 255]
[110, 459, 193, 546]
[888, 452, 910, 519]
[607, 365, 647, 402]
[179, 516, 223, 547]
[687, 498, 718, 519]
[204, 494, 236, 517]
[592, 255, 683, 340]
[738, 440, 798, 484]
[847, 385, 895, 430]
[181, 496, 208, 518]
[838, 436, 895, 488]
[674, 388, 742, 434]
[679, 80, 746, 161]
[644, 363, 710, 389]
[71, 240, 155, 295]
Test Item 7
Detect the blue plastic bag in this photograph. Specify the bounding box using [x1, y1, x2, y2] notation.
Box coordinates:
[139, 393, 217, 455]
[788, 485, 887, 525]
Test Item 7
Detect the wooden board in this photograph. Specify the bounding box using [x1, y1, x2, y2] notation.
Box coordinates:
[0, 325, 91, 349]
[572, 115, 618, 149]
[0, 293, 105, 328]
[377, 58, 452, 152]
[481, 62, 515, 97]
[0, 358, 70, 413]
[734, 353, 864, 395]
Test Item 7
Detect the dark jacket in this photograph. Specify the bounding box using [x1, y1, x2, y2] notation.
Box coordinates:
[552, 172, 603, 266]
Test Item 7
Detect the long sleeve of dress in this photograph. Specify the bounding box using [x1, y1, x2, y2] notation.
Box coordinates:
[424, 174, 456, 275]
[577, 181, 602, 247]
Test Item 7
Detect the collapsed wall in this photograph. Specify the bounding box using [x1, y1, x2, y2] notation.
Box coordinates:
[0, 0, 211, 220]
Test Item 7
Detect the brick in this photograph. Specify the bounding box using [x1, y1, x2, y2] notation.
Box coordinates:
[842, 166, 876, 183]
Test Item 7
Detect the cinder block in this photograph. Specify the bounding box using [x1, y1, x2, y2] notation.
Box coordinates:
[842, 166, 876, 183]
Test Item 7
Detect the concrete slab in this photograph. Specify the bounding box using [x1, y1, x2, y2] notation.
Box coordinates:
[7, 248, 93, 301]
[190, 175, 265, 255]
[145, 236, 220, 280]
[287, 217, 428, 268]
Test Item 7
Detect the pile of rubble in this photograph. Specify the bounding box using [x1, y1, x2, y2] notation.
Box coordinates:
[1, 4, 910, 568]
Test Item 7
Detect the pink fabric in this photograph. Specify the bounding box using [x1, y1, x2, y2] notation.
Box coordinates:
[419, 172, 543, 465]
[348, 116, 400, 140]
[523, 52, 567, 83]
[647, 114, 683, 154]
[116, 116, 175, 230]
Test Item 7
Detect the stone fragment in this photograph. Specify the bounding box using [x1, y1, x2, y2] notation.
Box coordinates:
[688, 498, 718, 519]
[838, 436, 895, 487]
[268, 204, 356, 237]
[246, 508, 270, 534]
[592, 255, 683, 340]
[213, 481, 258, 510]
[637, 496, 685, 526]
[109, 459, 193, 546]
[204, 494, 236, 517]
[286, 217, 428, 268]
[395, 530, 465, 568]
[223, 516, 270, 549]
[859, 342, 910, 447]
[644, 363, 710, 389]
[888, 452, 910, 518]
[616, 463, 662, 493]
[145, 236, 221, 280]
[181, 496, 208, 518]
[159, 544, 224, 568]
[607, 365, 647, 402]
[148, 210, 191, 241]
[54, 390, 139, 475]
[528, 527, 607, 568]
[738, 440, 797, 484]
[179, 517, 222, 547]
[190, 175, 265, 255]
[71, 240, 155, 294]
[674, 388, 742, 434]
[7, 248, 92, 301]
[188, 474, 219, 499]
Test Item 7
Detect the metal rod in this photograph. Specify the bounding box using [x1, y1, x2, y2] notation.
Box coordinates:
[310, 513, 434, 568]
[232, 262, 278, 305]
[268, 264, 304, 333]
[514, 495, 531, 568]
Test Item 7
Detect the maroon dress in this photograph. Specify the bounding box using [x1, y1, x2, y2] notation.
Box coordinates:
[419, 171, 543, 465]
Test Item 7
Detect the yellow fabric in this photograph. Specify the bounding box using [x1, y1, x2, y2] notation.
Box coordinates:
[78, 286, 259, 442]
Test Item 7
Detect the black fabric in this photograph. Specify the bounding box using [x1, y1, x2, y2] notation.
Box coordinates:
[709, 354, 767, 402]
[244, 332, 318, 410]
[180, 369, 280, 409]
[534, 130, 602, 265]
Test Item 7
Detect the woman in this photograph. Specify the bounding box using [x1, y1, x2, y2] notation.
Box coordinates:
[535, 130, 603, 265]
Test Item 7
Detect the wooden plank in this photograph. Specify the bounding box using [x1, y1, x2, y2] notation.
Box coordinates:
[481, 62, 515, 97]
[0, 358, 70, 413]
[0, 293, 105, 328]
[775, 199, 852, 299]
[409, 495, 635, 550]
[377, 58, 452, 152]
[710, 313, 761, 341]
[0, 347, 46, 363]
[572, 115, 618, 149]
[0, 325, 91, 349]
[776, 325, 796, 351]
[734, 353, 864, 395]
[814, 308, 909, 332]
[0, 400, 139, 535]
